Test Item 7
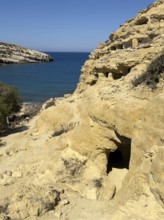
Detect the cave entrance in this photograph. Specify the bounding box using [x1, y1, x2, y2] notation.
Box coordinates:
[107, 132, 131, 174]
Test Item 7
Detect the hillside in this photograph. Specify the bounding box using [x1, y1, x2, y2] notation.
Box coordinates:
[0, 0, 164, 219]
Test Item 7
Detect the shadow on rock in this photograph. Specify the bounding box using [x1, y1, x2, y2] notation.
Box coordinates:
[0, 125, 29, 137]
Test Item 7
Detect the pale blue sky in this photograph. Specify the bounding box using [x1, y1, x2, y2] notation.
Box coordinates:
[1, 0, 155, 52]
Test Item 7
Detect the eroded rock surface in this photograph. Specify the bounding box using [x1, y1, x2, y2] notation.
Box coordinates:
[0, 0, 164, 219]
[0, 42, 53, 64]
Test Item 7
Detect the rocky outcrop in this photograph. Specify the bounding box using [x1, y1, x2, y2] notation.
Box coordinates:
[0, 0, 164, 219]
[0, 42, 53, 64]
[76, 0, 164, 92]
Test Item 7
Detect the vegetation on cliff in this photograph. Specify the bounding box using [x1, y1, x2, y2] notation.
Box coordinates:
[0, 82, 21, 131]
[132, 53, 164, 89]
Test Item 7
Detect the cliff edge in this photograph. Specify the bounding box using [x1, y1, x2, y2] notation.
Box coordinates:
[0, 0, 164, 219]
[0, 42, 53, 64]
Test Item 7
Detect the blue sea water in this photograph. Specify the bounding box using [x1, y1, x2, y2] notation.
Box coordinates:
[0, 52, 89, 103]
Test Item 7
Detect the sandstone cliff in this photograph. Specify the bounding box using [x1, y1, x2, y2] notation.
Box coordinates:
[0, 42, 53, 64]
[0, 0, 164, 219]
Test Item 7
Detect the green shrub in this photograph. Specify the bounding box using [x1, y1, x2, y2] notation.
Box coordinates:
[132, 53, 164, 89]
[0, 82, 21, 131]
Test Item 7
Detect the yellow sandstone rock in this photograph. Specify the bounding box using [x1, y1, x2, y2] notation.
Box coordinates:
[0, 0, 164, 219]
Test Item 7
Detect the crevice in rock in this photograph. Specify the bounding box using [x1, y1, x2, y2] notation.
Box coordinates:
[52, 122, 78, 137]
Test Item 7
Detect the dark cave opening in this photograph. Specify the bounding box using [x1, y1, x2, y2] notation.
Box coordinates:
[135, 16, 148, 25]
[104, 72, 109, 78]
[112, 72, 122, 80]
[107, 133, 131, 174]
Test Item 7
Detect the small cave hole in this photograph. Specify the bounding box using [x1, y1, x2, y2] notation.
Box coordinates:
[138, 39, 143, 45]
[110, 46, 116, 51]
[123, 67, 132, 76]
[117, 44, 123, 49]
[104, 72, 109, 78]
[112, 72, 122, 80]
[123, 41, 132, 49]
[138, 38, 152, 45]
[107, 134, 131, 174]
[135, 17, 148, 25]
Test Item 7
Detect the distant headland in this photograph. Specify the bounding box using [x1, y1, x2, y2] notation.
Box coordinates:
[0, 42, 53, 64]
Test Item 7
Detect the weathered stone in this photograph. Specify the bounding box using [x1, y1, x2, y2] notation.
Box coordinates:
[0, 0, 164, 219]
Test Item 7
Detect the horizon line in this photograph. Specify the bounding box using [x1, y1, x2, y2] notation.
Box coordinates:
[42, 51, 91, 53]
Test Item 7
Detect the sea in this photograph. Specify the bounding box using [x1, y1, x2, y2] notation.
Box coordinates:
[0, 52, 90, 103]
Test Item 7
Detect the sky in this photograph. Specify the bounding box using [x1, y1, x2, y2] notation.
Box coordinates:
[0, 0, 155, 52]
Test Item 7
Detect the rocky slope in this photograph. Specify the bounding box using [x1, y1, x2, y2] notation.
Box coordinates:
[0, 42, 53, 64]
[0, 0, 164, 219]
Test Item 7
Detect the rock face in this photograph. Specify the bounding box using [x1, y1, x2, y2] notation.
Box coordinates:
[0, 0, 164, 219]
[0, 42, 53, 64]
